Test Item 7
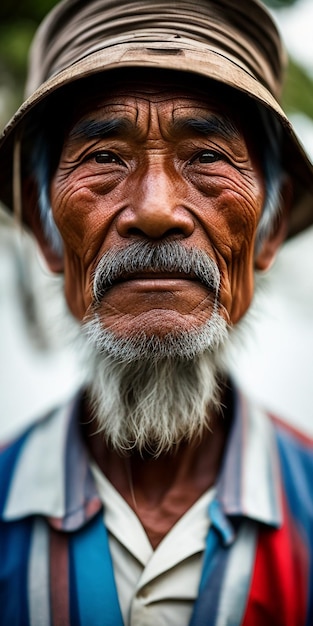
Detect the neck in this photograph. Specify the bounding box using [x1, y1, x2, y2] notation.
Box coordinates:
[82, 386, 232, 548]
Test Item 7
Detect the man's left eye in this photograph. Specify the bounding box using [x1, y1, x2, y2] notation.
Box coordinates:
[94, 151, 125, 165]
[189, 150, 222, 164]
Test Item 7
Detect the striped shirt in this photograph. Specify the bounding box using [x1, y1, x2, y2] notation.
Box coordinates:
[0, 386, 312, 625]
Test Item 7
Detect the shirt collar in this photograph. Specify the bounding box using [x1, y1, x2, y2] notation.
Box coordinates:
[215, 387, 282, 532]
[0, 385, 282, 532]
[1, 391, 102, 531]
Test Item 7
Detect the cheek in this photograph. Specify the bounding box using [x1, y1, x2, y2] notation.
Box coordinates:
[228, 187, 264, 323]
[51, 182, 112, 262]
[228, 217, 261, 324]
[215, 186, 262, 250]
[50, 176, 127, 319]
[49, 183, 106, 319]
[203, 189, 263, 324]
[227, 239, 256, 324]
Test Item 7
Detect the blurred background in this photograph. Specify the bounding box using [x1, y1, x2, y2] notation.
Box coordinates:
[0, 0, 313, 439]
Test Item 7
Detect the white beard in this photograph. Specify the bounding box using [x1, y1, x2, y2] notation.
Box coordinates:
[81, 312, 228, 456]
[79, 240, 230, 455]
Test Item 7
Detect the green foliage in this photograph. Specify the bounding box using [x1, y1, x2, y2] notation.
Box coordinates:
[0, 0, 59, 126]
[0, 0, 58, 21]
[0, 21, 35, 77]
[282, 59, 313, 120]
[0, 0, 59, 79]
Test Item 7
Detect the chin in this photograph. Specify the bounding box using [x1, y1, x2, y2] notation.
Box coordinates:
[82, 307, 228, 362]
[96, 306, 216, 342]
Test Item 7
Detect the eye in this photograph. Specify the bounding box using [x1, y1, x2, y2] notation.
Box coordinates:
[189, 150, 223, 165]
[93, 151, 125, 166]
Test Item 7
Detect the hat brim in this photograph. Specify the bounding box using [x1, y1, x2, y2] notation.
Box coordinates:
[1, 40, 313, 238]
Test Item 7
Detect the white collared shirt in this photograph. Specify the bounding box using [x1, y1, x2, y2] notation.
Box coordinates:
[90, 461, 215, 626]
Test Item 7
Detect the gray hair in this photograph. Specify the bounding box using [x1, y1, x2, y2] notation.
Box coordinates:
[31, 136, 63, 256]
[254, 104, 284, 251]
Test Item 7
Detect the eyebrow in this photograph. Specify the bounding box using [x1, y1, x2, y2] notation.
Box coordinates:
[68, 118, 133, 142]
[172, 115, 240, 141]
[68, 113, 240, 145]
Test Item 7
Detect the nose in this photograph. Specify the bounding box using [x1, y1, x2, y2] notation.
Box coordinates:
[116, 165, 195, 240]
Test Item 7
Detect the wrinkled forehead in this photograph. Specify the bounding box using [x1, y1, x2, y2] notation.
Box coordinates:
[65, 73, 245, 133]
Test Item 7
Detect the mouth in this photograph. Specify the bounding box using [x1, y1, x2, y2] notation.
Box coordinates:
[92, 242, 221, 306]
[103, 270, 203, 291]
[93, 270, 207, 304]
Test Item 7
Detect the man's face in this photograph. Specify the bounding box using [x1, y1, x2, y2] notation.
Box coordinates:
[50, 78, 265, 341]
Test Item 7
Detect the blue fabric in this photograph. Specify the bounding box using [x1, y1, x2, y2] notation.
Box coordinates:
[69, 513, 124, 626]
[191, 524, 230, 626]
[0, 519, 32, 626]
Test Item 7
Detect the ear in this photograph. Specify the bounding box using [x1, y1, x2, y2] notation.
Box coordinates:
[254, 178, 292, 272]
[22, 177, 64, 274]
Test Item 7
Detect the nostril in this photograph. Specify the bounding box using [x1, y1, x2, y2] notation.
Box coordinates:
[164, 227, 187, 237]
[125, 226, 189, 239]
[127, 226, 146, 237]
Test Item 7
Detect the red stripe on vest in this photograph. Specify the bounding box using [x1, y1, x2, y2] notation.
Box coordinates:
[242, 495, 308, 626]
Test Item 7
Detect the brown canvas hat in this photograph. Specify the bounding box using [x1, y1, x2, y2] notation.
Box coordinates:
[0, 0, 313, 238]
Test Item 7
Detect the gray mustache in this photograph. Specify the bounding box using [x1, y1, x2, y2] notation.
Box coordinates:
[92, 241, 221, 305]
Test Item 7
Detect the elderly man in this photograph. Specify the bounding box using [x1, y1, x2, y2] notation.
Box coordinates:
[1, 0, 313, 624]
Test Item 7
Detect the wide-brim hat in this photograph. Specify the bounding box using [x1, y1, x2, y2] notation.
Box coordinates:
[0, 0, 313, 238]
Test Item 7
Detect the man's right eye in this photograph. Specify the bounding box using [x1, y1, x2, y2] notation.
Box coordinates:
[93, 151, 125, 165]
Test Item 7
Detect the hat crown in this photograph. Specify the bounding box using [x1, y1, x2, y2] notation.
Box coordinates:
[26, 0, 286, 101]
